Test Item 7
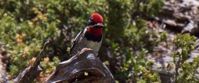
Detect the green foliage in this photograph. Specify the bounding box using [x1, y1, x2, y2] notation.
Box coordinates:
[173, 34, 197, 83]
[124, 19, 163, 51]
[106, 0, 131, 39]
[131, 0, 164, 17]
[116, 19, 164, 82]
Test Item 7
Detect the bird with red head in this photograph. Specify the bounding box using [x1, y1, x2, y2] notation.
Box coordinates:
[70, 12, 104, 56]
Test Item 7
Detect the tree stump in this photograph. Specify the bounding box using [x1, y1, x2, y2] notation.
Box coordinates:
[46, 48, 115, 83]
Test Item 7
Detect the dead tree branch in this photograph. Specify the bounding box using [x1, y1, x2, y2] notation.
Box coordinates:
[46, 48, 115, 83]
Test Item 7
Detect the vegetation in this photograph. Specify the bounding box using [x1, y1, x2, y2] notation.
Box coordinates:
[0, 0, 198, 82]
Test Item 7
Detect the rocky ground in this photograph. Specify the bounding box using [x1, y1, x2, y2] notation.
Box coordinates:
[146, 0, 199, 82]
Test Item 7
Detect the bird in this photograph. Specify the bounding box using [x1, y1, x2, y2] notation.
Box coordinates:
[70, 12, 104, 56]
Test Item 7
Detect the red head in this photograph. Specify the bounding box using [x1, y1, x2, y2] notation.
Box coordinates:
[86, 12, 104, 37]
[90, 12, 103, 23]
[88, 12, 104, 28]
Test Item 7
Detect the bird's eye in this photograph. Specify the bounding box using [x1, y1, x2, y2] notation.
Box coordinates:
[88, 20, 95, 25]
[88, 17, 96, 26]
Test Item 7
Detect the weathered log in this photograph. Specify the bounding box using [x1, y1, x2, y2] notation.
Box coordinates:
[13, 39, 50, 83]
[14, 48, 115, 83]
[46, 48, 115, 83]
[13, 66, 42, 83]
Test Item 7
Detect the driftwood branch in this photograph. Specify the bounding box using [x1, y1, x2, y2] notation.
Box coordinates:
[13, 46, 114, 83]
[14, 39, 51, 83]
[46, 48, 115, 83]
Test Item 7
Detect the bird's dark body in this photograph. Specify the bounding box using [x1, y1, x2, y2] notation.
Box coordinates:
[85, 31, 102, 42]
